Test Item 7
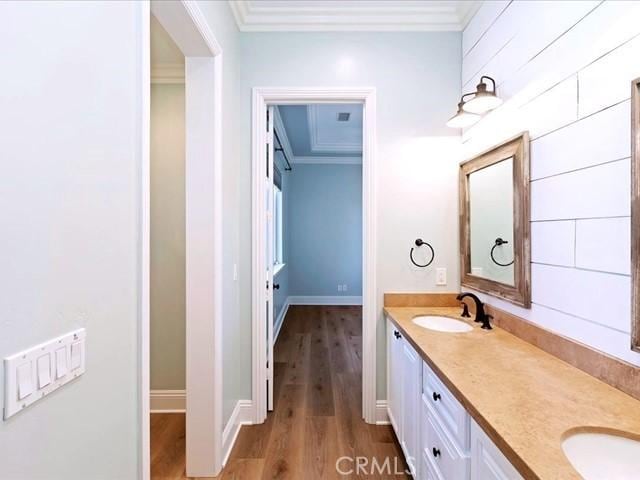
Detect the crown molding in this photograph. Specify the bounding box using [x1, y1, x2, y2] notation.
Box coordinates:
[306, 105, 362, 154]
[229, 0, 481, 32]
[151, 63, 185, 84]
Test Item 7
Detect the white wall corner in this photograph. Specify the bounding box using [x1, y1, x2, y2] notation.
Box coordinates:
[222, 400, 254, 466]
[150, 390, 186, 413]
[375, 400, 390, 425]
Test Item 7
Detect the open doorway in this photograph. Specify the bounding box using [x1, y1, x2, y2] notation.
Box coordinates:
[149, 14, 187, 477]
[269, 101, 364, 408]
[141, 2, 223, 478]
[252, 89, 378, 428]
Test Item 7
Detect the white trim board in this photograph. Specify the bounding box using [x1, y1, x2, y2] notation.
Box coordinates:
[252, 87, 377, 426]
[229, 0, 481, 32]
[274, 299, 290, 343]
[287, 296, 363, 306]
[222, 400, 253, 466]
[376, 400, 390, 425]
[150, 390, 186, 413]
[293, 156, 362, 165]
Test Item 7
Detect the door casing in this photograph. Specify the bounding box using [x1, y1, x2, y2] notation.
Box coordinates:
[251, 87, 378, 424]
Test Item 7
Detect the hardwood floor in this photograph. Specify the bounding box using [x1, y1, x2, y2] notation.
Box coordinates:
[151, 305, 409, 479]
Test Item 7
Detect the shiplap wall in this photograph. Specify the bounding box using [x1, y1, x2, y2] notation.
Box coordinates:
[461, 0, 640, 366]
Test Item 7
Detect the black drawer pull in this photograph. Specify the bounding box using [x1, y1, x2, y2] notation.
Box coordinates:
[394, 330, 401, 339]
[432, 392, 441, 402]
[432, 447, 441, 458]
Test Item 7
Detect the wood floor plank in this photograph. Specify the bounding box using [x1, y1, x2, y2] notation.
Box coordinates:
[282, 334, 309, 385]
[303, 416, 341, 480]
[150, 305, 407, 480]
[260, 385, 306, 480]
[220, 459, 265, 480]
[308, 320, 335, 416]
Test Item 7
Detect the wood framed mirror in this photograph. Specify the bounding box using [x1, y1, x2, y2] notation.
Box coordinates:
[632, 77, 640, 352]
[459, 132, 531, 307]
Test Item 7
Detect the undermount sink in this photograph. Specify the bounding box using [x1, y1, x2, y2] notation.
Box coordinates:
[412, 315, 473, 333]
[562, 429, 640, 479]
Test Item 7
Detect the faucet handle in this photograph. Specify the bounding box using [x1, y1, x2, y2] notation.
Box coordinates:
[481, 314, 494, 330]
[460, 302, 471, 318]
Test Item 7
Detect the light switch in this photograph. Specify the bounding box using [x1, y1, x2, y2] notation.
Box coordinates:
[17, 362, 33, 400]
[436, 268, 447, 286]
[70, 342, 82, 371]
[55, 347, 68, 379]
[37, 354, 51, 389]
[3, 328, 86, 420]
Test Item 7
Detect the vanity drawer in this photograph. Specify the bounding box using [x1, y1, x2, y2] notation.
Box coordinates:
[425, 404, 470, 480]
[422, 447, 443, 480]
[423, 361, 469, 450]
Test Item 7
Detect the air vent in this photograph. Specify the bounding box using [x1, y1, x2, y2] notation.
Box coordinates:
[337, 112, 351, 122]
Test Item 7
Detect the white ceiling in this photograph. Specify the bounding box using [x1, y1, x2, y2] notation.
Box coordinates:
[307, 105, 363, 155]
[229, 0, 480, 32]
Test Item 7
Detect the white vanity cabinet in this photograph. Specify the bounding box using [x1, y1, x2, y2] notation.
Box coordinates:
[386, 319, 421, 476]
[386, 318, 522, 480]
[470, 420, 523, 480]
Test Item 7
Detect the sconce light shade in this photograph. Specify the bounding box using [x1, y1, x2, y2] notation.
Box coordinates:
[446, 100, 480, 128]
[462, 76, 502, 114]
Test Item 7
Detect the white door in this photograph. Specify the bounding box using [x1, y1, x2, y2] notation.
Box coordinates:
[265, 105, 275, 411]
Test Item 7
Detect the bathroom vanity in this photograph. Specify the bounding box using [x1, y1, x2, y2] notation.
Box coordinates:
[384, 303, 640, 479]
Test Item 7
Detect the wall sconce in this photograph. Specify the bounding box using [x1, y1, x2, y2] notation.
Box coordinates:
[463, 75, 502, 114]
[446, 94, 480, 128]
[447, 75, 502, 128]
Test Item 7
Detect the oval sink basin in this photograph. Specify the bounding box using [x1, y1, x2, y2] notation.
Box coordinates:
[412, 316, 473, 333]
[562, 430, 640, 479]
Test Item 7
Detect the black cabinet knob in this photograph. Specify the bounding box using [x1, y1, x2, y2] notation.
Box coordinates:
[432, 392, 441, 402]
[273, 284, 280, 290]
[393, 330, 401, 339]
[432, 447, 441, 458]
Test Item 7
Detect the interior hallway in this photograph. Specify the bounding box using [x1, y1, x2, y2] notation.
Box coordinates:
[151, 305, 409, 479]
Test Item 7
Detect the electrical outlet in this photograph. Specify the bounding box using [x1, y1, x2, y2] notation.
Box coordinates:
[338, 285, 343, 292]
[436, 268, 447, 286]
[343, 284, 348, 292]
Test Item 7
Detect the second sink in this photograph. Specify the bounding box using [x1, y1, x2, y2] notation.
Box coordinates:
[412, 315, 473, 333]
[562, 429, 640, 479]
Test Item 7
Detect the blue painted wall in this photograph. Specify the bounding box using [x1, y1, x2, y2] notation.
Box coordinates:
[287, 163, 363, 297]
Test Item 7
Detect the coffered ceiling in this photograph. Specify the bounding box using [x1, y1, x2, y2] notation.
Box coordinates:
[229, 0, 480, 32]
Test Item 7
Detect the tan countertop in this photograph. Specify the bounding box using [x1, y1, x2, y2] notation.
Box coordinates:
[384, 306, 640, 480]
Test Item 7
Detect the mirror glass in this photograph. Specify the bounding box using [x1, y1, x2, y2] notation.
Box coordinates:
[468, 156, 515, 286]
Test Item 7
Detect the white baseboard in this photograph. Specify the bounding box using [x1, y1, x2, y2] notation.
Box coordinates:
[287, 295, 363, 306]
[274, 300, 290, 343]
[376, 400, 390, 425]
[222, 400, 253, 466]
[150, 390, 186, 413]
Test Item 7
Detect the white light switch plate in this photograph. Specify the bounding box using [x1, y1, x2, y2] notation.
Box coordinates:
[436, 268, 447, 286]
[3, 328, 86, 420]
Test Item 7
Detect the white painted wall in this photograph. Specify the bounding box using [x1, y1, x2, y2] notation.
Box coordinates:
[0, 1, 144, 477]
[239, 32, 462, 399]
[461, 0, 640, 366]
[150, 83, 186, 390]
